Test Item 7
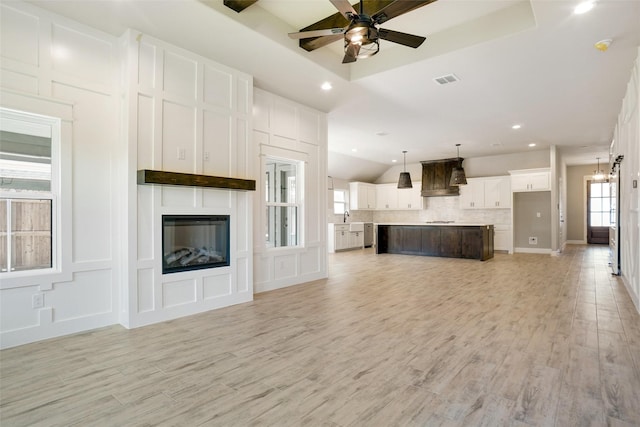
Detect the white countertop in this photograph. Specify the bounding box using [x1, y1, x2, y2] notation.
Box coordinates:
[375, 222, 494, 227]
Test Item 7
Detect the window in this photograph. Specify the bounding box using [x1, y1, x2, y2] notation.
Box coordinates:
[1, 108, 59, 274]
[265, 157, 301, 248]
[334, 189, 347, 214]
[588, 181, 613, 227]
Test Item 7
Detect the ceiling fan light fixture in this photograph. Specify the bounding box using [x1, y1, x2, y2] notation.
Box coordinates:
[450, 144, 467, 186]
[397, 150, 413, 189]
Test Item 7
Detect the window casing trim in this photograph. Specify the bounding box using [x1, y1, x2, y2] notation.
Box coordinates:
[0, 106, 68, 289]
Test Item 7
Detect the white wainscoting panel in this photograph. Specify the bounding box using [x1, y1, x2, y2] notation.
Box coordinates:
[138, 42, 157, 91]
[163, 278, 197, 308]
[203, 273, 232, 299]
[137, 268, 155, 313]
[0, 5, 39, 66]
[52, 82, 114, 263]
[137, 94, 155, 169]
[161, 100, 195, 173]
[203, 110, 231, 175]
[52, 270, 113, 321]
[0, 286, 41, 332]
[161, 186, 197, 208]
[51, 24, 113, 86]
[300, 246, 322, 276]
[203, 65, 232, 109]
[163, 51, 197, 100]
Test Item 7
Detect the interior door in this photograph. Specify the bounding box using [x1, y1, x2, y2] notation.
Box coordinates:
[587, 180, 611, 244]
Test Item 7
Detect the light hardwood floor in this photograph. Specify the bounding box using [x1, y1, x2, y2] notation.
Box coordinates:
[1, 245, 639, 426]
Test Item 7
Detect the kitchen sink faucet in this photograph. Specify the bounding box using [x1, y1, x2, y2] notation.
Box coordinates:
[343, 210, 350, 223]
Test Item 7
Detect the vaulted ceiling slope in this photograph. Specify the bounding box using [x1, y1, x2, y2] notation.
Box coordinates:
[25, 0, 640, 171]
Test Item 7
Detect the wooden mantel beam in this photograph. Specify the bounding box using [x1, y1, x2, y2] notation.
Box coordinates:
[137, 170, 256, 191]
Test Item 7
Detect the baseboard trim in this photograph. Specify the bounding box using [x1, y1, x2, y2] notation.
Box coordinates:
[514, 247, 552, 254]
[565, 240, 587, 244]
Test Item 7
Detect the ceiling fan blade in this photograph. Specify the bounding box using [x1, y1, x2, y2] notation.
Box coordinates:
[372, 0, 438, 25]
[288, 28, 345, 39]
[342, 43, 360, 63]
[222, 0, 258, 13]
[330, 0, 358, 19]
[378, 28, 426, 48]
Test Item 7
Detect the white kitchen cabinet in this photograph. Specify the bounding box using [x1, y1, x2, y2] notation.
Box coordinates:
[328, 224, 349, 252]
[459, 179, 485, 208]
[509, 168, 550, 192]
[349, 231, 364, 249]
[328, 224, 364, 252]
[484, 177, 511, 208]
[376, 182, 422, 210]
[376, 184, 398, 210]
[494, 224, 511, 252]
[397, 183, 422, 210]
[349, 182, 376, 210]
[459, 176, 510, 209]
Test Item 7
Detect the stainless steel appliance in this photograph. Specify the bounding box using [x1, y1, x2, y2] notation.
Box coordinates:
[363, 223, 374, 248]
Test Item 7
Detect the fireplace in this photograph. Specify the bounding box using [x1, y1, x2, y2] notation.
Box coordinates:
[162, 215, 230, 274]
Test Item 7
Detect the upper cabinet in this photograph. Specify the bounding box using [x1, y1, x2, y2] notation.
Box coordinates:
[459, 176, 511, 209]
[376, 184, 398, 210]
[376, 183, 422, 210]
[509, 168, 550, 192]
[398, 184, 423, 210]
[349, 182, 376, 210]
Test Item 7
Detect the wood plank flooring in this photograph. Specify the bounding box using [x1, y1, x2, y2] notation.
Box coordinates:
[1, 245, 639, 426]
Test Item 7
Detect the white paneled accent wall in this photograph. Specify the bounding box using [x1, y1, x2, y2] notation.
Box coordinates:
[122, 32, 254, 327]
[611, 48, 640, 313]
[0, 2, 119, 348]
[253, 89, 328, 293]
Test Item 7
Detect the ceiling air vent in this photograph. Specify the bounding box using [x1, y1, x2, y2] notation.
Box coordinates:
[433, 74, 460, 85]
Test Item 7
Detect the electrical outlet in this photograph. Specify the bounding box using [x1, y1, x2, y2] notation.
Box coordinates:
[32, 293, 44, 309]
[528, 236, 538, 245]
[177, 147, 186, 160]
[204, 151, 210, 161]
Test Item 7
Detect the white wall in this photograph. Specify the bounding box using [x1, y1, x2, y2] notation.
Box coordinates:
[122, 32, 254, 328]
[0, 2, 119, 348]
[611, 48, 640, 313]
[253, 88, 328, 293]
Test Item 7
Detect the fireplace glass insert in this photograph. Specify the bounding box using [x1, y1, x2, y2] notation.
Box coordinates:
[162, 215, 230, 274]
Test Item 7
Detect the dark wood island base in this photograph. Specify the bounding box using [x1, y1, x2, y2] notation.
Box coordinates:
[376, 224, 494, 261]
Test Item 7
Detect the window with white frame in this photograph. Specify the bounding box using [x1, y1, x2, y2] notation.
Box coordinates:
[0, 108, 60, 274]
[333, 189, 347, 214]
[265, 157, 301, 248]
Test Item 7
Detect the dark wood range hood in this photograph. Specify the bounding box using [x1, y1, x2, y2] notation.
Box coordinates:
[137, 170, 256, 191]
[420, 158, 462, 197]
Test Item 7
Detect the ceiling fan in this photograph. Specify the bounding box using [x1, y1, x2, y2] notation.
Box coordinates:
[288, 0, 433, 64]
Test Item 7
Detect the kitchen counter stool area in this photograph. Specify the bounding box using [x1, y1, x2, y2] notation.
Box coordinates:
[377, 224, 494, 261]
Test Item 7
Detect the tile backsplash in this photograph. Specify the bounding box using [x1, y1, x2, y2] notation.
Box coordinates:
[329, 196, 510, 226]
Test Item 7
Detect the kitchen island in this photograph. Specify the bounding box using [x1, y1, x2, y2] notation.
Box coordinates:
[376, 223, 494, 261]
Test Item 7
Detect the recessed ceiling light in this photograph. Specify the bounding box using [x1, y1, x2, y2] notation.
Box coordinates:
[375, 131, 388, 136]
[528, 143, 536, 147]
[512, 124, 522, 130]
[574, 1, 595, 14]
[392, 159, 397, 163]
[351, 148, 357, 152]
[321, 82, 332, 91]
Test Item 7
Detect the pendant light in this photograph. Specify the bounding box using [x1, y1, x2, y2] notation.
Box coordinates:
[592, 157, 606, 181]
[450, 144, 467, 186]
[397, 150, 413, 189]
